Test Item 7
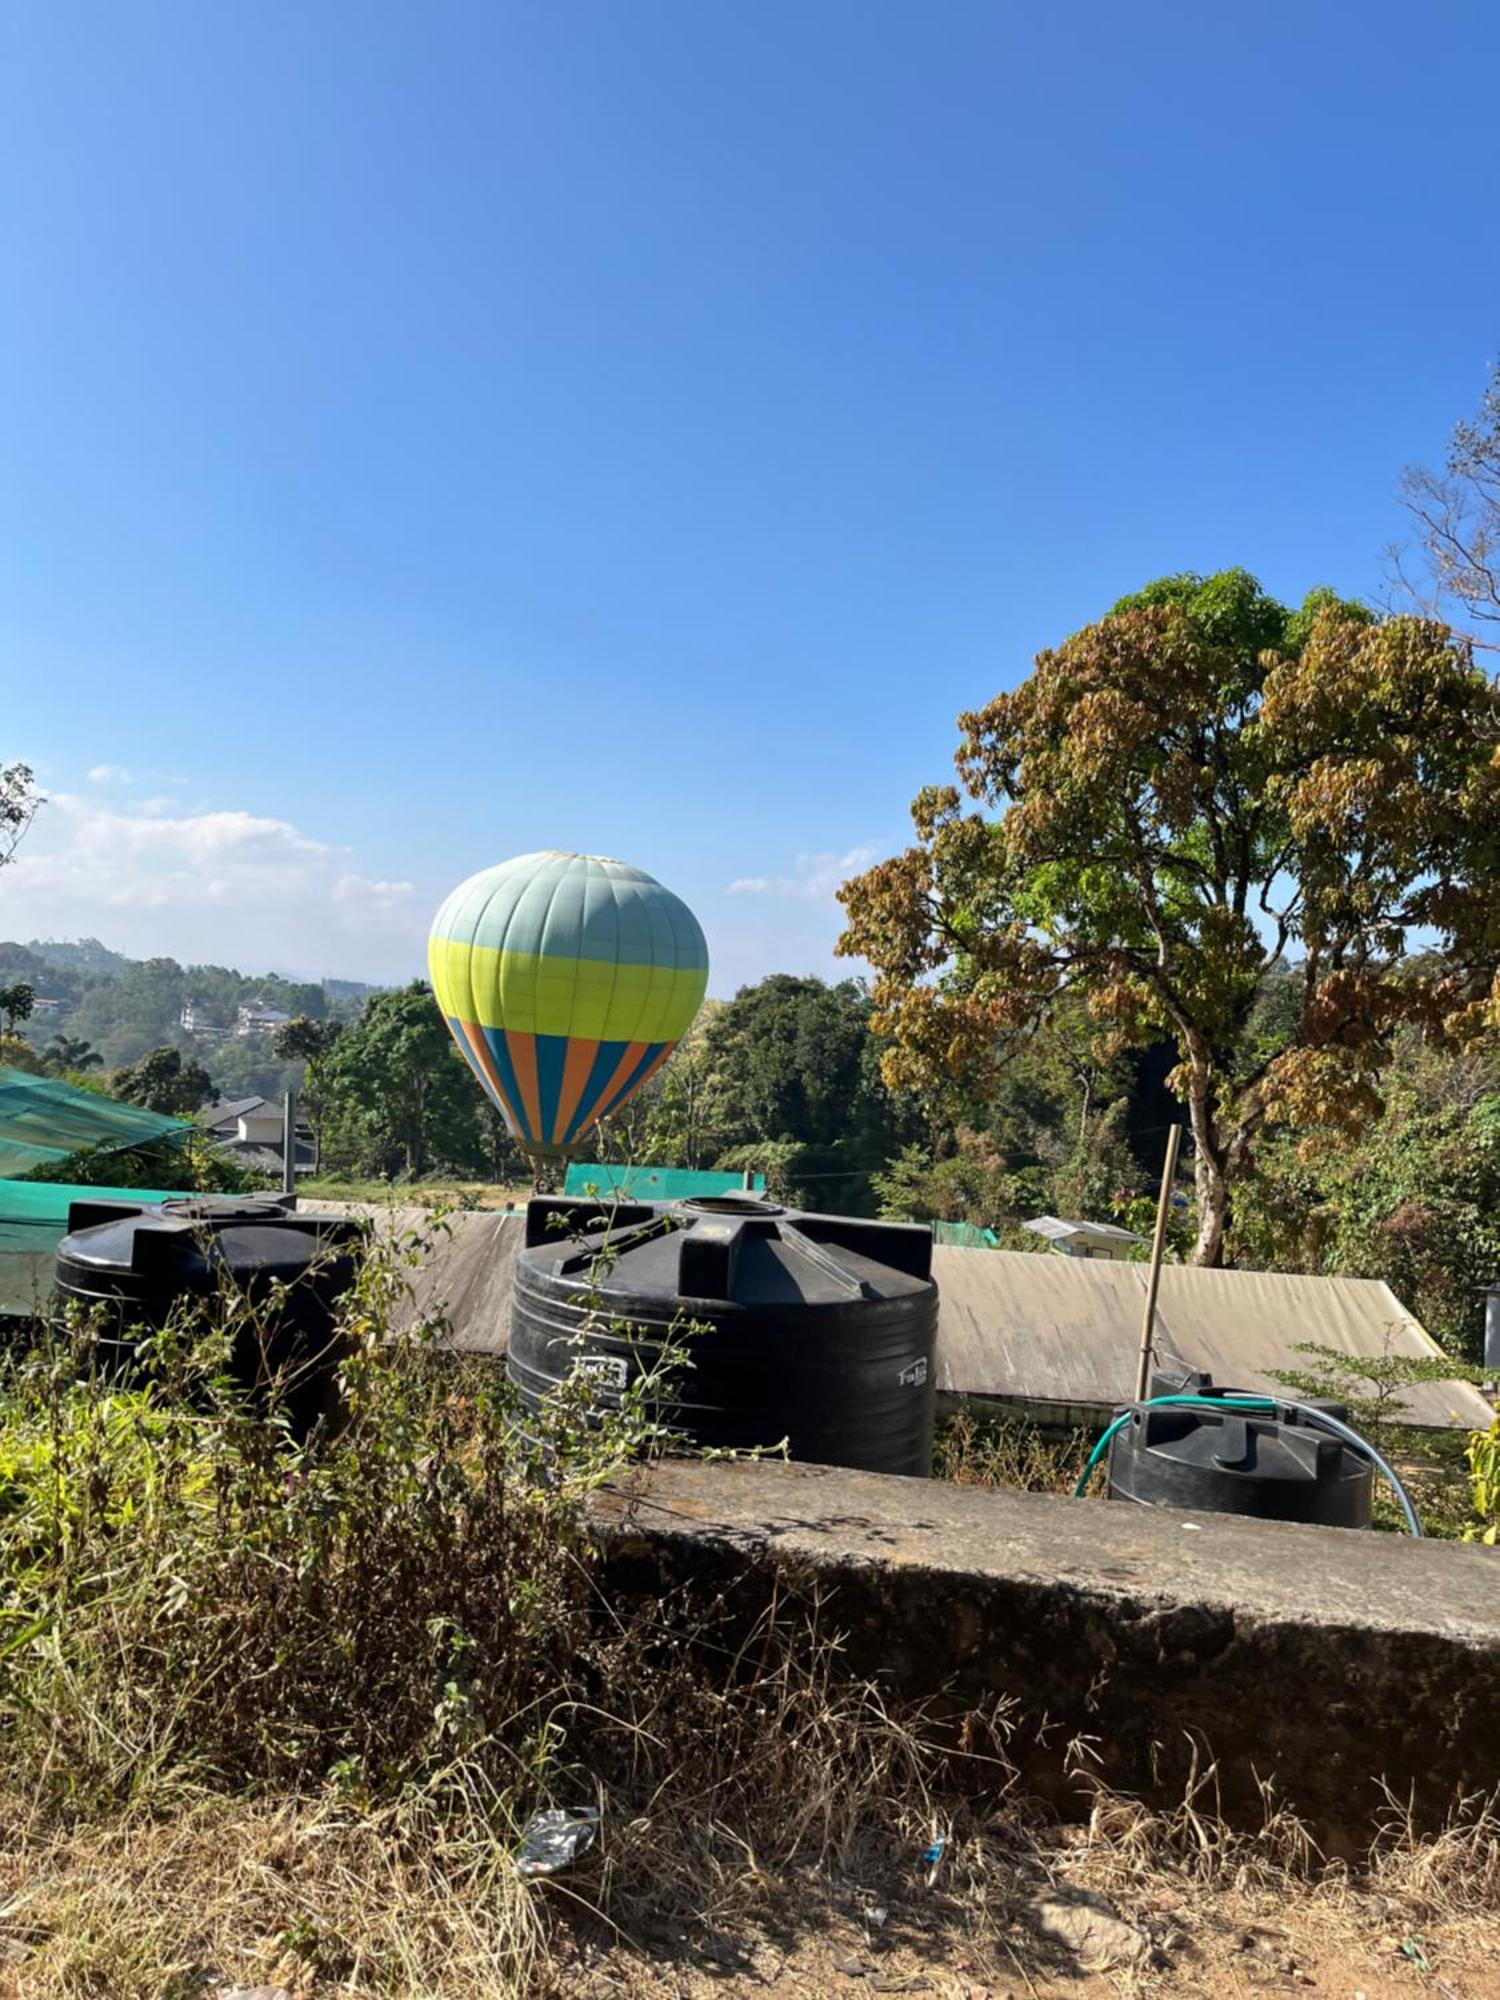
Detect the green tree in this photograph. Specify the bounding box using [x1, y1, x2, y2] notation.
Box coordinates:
[0, 982, 34, 1034]
[839, 570, 1500, 1265]
[273, 1015, 346, 1167]
[1237, 1032, 1500, 1363]
[701, 976, 886, 1152]
[316, 983, 487, 1179]
[688, 975, 920, 1212]
[111, 1045, 216, 1116]
[45, 1035, 102, 1073]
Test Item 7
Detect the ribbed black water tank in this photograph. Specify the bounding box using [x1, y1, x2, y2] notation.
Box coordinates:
[508, 1194, 938, 1476]
[1107, 1371, 1373, 1527]
[55, 1197, 365, 1434]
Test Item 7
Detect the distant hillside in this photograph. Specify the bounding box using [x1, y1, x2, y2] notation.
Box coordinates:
[1, 938, 385, 1102]
[24, 936, 131, 978]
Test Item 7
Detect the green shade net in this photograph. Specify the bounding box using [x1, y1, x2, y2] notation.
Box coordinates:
[562, 1164, 765, 1201]
[929, 1220, 999, 1249]
[0, 1066, 189, 1179]
[0, 1177, 194, 1318]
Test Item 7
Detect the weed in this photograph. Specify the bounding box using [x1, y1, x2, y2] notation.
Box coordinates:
[933, 1408, 1087, 1494]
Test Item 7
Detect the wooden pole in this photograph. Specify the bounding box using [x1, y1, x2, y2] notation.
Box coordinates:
[1134, 1122, 1181, 1403]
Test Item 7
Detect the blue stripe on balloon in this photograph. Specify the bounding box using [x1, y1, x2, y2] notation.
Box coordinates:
[533, 1033, 568, 1144]
[565, 1038, 634, 1144]
[481, 1027, 536, 1144]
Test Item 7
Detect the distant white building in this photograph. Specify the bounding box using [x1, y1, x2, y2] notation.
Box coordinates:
[1022, 1214, 1149, 1262]
[180, 1000, 227, 1036]
[235, 1000, 292, 1038]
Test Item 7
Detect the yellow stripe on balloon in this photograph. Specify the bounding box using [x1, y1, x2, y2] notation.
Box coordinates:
[428, 936, 706, 1043]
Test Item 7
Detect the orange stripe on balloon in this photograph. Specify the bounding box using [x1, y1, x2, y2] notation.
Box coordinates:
[608, 1042, 674, 1116]
[552, 1035, 600, 1147]
[507, 1029, 545, 1142]
[457, 1019, 522, 1133]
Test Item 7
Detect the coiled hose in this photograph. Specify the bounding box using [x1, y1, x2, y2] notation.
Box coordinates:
[1073, 1391, 1423, 1536]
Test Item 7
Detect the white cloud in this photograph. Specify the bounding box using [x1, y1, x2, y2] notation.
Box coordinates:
[0, 793, 425, 979]
[87, 763, 134, 785]
[727, 844, 880, 900]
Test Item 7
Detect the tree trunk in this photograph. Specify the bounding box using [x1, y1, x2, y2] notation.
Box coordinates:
[1183, 1059, 1231, 1267]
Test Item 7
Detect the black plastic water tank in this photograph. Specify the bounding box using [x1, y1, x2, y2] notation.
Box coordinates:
[508, 1194, 938, 1476]
[1107, 1371, 1373, 1527]
[55, 1197, 365, 1433]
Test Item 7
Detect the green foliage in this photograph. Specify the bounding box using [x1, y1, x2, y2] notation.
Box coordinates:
[1268, 1340, 1482, 1537]
[577, 976, 922, 1214]
[700, 976, 876, 1150]
[690, 977, 920, 1213]
[0, 981, 34, 1033]
[0, 1217, 666, 1805]
[60, 1131, 275, 1194]
[1465, 1420, 1500, 1545]
[1237, 1035, 1500, 1363]
[111, 1045, 215, 1116]
[873, 1139, 1038, 1230]
[44, 1034, 102, 1073]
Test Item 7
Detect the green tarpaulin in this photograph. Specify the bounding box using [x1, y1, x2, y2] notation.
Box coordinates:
[562, 1164, 765, 1201]
[0, 1066, 189, 1179]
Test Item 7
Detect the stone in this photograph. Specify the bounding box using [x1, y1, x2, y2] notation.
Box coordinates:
[1026, 1888, 1148, 1972]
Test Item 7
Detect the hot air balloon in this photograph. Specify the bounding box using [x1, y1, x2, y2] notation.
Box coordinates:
[428, 851, 709, 1163]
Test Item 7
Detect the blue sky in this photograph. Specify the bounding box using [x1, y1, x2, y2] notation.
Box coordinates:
[3, 1, 1497, 991]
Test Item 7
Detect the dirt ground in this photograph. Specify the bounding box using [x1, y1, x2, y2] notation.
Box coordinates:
[546, 1844, 1500, 2000]
[4, 1825, 1497, 2000]
[567, 1913, 1500, 2000]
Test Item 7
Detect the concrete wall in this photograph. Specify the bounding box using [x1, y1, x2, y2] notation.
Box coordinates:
[590, 1457, 1500, 1844]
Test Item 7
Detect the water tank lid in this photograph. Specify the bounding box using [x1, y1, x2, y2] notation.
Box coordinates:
[57, 1197, 363, 1286]
[520, 1194, 934, 1307]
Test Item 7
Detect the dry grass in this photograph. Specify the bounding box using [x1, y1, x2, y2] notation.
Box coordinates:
[6, 1768, 1500, 1998]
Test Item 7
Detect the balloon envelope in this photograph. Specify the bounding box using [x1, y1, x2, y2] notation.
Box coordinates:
[428, 850, 709, 1156]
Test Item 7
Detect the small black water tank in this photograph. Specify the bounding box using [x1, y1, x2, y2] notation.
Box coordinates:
[1107, 1370, 1373, 1528]
[508, 1194, 938, 1476]
[55, 1197, 365, 1433]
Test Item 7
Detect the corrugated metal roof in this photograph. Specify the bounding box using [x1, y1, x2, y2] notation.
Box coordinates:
[1023, 1214, 1147, 1245]
[199, 1096, 270, 1131]
[932, 1247, 1492, 1431]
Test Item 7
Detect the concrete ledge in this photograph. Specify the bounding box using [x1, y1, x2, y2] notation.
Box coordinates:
[590, 1458, 1500, 1841]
